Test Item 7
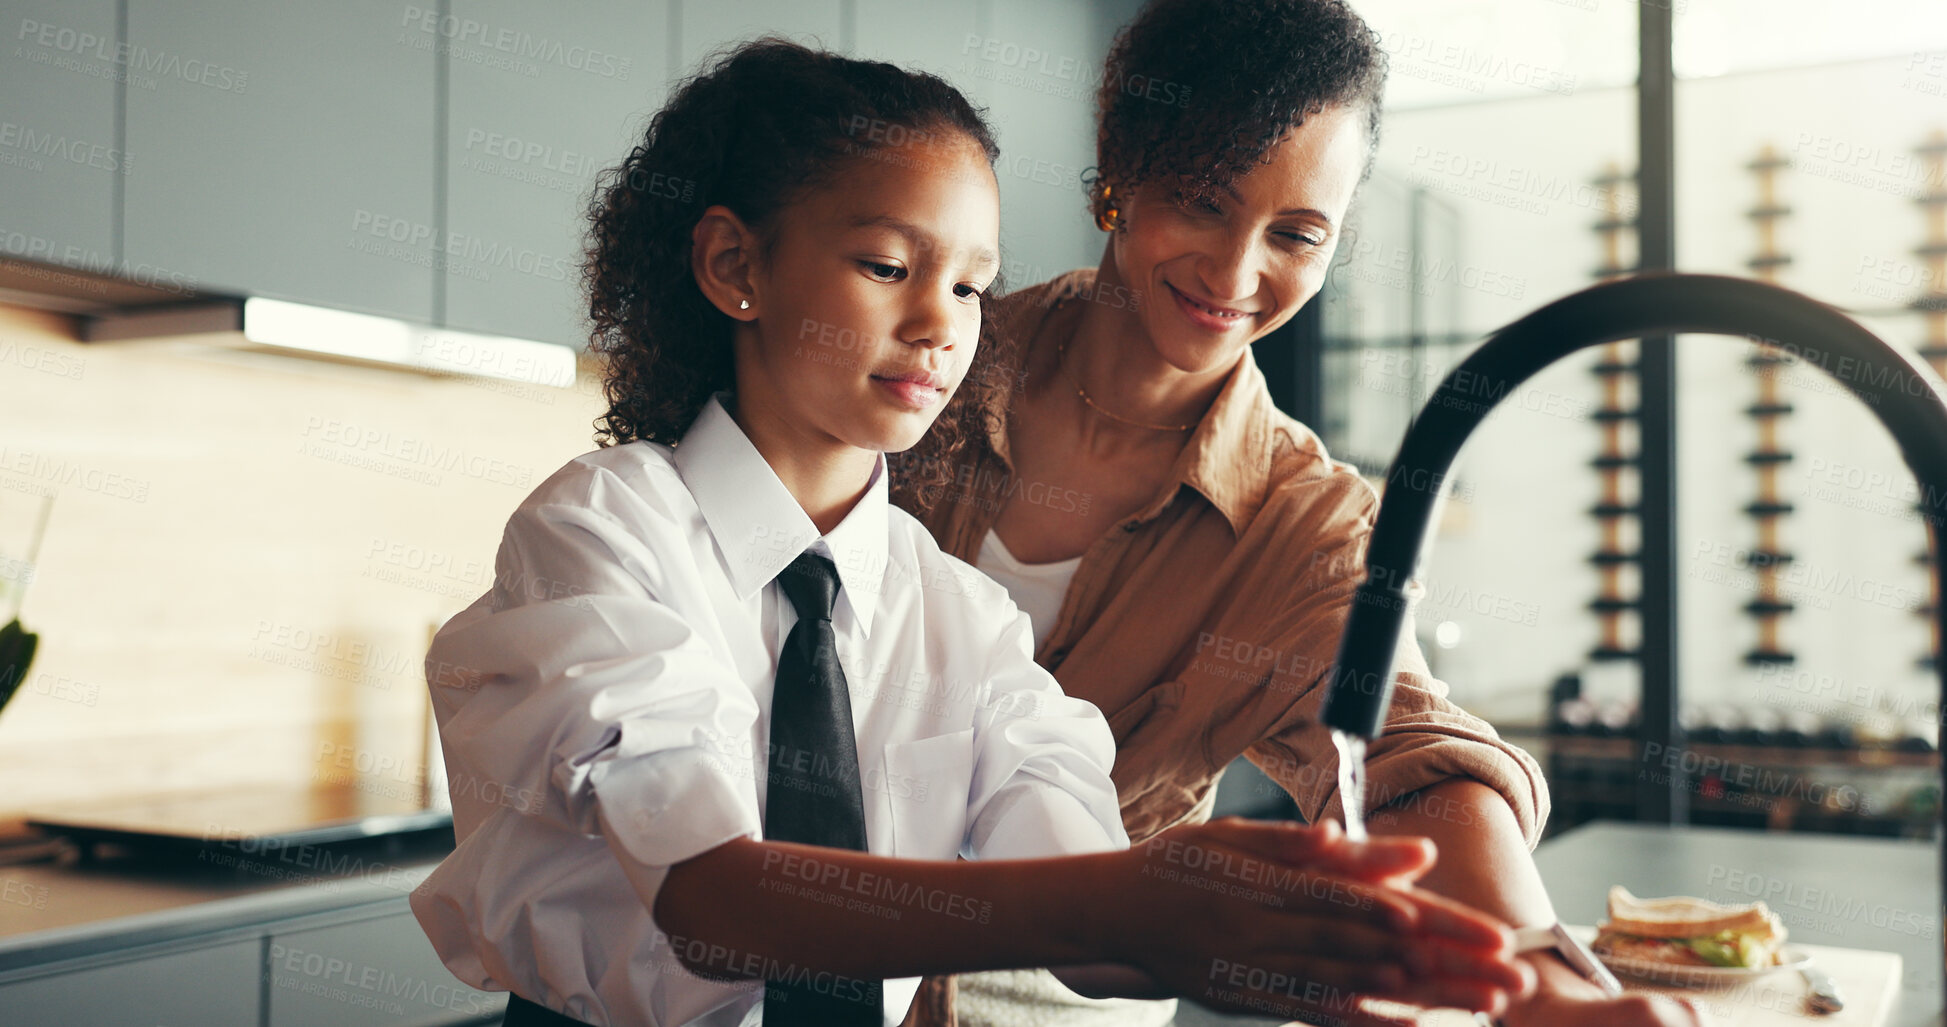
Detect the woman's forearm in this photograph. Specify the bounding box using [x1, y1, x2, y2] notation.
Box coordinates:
[1366, 779, 1606, 1000]
[1365, 778, 1554, 926]
[651, 836, 1123, 983]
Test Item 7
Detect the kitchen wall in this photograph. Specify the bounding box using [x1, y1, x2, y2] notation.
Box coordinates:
[0, 303, 605, 824]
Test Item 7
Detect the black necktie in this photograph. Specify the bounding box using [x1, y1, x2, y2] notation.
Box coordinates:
[763, 551, 881, 1026]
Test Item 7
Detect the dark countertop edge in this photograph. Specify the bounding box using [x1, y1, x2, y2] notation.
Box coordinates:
[1541, 819, 1942, 854]
[0, 856, 446, 979]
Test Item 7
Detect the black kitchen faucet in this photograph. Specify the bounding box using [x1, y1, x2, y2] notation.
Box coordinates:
[1317, 273, 1947, 991]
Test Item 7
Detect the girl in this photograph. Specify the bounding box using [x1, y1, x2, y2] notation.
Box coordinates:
[894, 2, 1703, 1026]
[408, 39, 1532, 1027]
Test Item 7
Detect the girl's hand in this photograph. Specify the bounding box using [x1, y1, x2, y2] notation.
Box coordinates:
[1497, 956, 1710, 1027]
[1273, 970, 1712, 1027]
[1100, 817, 1535, 1022]
[1506, 991, 1710, 1027]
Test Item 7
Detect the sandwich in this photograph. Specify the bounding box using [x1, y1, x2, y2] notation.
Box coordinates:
[1591, 886, 1788, 969]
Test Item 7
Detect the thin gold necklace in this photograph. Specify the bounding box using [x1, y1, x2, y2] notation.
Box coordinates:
[1050, 295, 1194, 433]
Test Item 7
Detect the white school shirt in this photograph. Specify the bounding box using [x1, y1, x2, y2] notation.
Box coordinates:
[409, 393, 1130, 1027]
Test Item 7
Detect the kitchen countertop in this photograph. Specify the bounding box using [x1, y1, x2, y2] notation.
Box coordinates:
[1531, 823, 1939, 1027]
[0, 829, 456, 977]
[4, 821, 1936, 1024]
[1174, 821, 1941, 1027]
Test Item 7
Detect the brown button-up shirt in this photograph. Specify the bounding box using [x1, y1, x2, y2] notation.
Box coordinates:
[895, 269, 1549, 1026]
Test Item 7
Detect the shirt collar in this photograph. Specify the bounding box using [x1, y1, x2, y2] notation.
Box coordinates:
[671, 392, 886, 635]
[985, 270, 1276, 537]
[1158, 346, 1274, 536]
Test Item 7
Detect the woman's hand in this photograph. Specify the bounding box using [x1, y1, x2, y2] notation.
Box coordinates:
[1097, 817, 1536, 1023]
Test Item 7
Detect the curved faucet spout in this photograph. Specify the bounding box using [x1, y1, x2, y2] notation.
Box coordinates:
[1314, 271, 1947, 1011]
[1319, 273, 1947, 740]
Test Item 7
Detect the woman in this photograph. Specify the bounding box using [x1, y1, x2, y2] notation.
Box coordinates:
[890, 2, 1705, 1025]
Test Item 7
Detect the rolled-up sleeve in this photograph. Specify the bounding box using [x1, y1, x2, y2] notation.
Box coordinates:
[425, 475, 764, 880]
[1242, 477, 1551, 849]
[964, 607, 1130, 860]
[1263, 626, 1553, 849]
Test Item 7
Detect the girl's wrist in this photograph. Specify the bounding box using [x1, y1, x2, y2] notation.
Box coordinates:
[1495, 950, 1606, 1026]
[1029, 848, 1142, 969]
[1082, 844, 1161, 968]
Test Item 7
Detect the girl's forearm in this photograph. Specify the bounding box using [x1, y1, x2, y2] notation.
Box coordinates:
[651, 836, 1127, 983]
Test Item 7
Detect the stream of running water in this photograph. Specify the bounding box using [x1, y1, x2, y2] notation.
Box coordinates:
[1331, 728, 1368, 843]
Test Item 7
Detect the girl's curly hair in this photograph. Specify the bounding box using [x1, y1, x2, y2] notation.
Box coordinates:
[1086, 0, 1387, 224]
[581, 38, 1009, 515]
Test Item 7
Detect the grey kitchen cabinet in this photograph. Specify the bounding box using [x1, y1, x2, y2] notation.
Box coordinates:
[854, 0, 1127, 289]
[678, 0, 843, 77]
[0, 937, 260, 1026]
[442, 0, 846, 350]
[973, 0, 1122, 285]
[852, 0, 979, 79]
[439, 0, 669, 348]
[0, 843, 498, 1027]
[5, 0, 1124, 347]
[0, 0, 121, 273]
[266, 909, 500, 1027]
[122, 0, 439, 320]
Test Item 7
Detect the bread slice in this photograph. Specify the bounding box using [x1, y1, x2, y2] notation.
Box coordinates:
[1592, 887, 1789, 970]
[1602, 886, 1778, 939]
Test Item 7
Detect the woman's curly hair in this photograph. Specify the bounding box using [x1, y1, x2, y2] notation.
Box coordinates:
[1086, 0, 1387, 224]
[581, 38, 1008, 515]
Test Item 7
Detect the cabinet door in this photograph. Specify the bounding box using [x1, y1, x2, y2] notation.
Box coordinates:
[440, 0, 669, 348]
[854, 0, 1118, 291]
[123, 0, 438, 320]
[971, 0, 1115, 285]
[677, 0, 843, 75]
[0, 0, 121, 272]
[0, 938, 259, 1026]
[852, 0, 978, 76]
[267, 910, 503, 1027]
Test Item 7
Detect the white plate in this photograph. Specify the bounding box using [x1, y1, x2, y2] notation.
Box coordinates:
[1596, 947, 1811, 990]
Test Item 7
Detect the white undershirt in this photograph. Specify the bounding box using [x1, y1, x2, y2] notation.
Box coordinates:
[976, 528, 1083, 652]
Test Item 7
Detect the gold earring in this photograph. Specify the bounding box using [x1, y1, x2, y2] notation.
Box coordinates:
[1094, 183, 1120, 232]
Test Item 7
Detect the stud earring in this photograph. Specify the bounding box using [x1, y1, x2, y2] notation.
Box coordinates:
[738, 299, 750, 310]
